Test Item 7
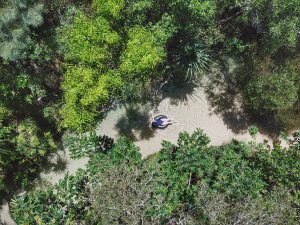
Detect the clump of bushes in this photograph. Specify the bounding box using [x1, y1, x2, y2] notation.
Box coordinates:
[11, 130, 300, 224]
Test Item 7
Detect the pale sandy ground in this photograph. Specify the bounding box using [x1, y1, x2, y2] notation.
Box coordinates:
[97, 76, 271, 157]
[41, 74, 274, 183]
[0, 202, 16, 225]
[39, 148, 89, 184]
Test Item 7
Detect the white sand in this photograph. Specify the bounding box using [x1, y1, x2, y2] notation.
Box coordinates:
[41, 73, 273, 185]
[0, 202, 17, 225]
[40, 73, 273, 185]
[97, 75, 271, 157]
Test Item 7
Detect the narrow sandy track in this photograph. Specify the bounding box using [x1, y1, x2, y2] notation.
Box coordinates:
[97, 76, 271, 157]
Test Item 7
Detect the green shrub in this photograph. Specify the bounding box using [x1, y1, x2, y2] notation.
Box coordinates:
[150, 130, 265, 219]
[11, 130, 300, 224]
[11, 169, 91, 225]
[246, 71, 298, 112]
[248, 125, 259, 138]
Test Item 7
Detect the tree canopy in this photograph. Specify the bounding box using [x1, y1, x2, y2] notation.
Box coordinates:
[11, 130, 300, 224]
[0, 0, 43, 61]
[59, 0, 176, 131]
[1, 1, 300, 224]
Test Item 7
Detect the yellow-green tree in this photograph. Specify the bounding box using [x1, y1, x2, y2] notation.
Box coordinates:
[59, 0, 175, 131]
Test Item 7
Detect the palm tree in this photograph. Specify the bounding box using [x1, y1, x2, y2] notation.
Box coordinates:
[172, 41, 212, 82]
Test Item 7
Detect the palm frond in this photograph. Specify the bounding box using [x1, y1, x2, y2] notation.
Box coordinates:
[172, 42, 213, 81]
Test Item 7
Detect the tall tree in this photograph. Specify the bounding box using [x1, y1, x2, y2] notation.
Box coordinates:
[59, 0, 175, 131]
[0, 0, 43, 61]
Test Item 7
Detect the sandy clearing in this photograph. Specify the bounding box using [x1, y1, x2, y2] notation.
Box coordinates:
[41, 74, 272, 185]
[39, 148, 89, 184]
[97, 76, 271, 157]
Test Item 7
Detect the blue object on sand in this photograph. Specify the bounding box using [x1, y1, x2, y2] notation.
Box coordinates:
[152, 115, 168, 129]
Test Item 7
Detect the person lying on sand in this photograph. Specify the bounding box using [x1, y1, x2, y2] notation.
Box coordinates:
[150, 112, 177, 129]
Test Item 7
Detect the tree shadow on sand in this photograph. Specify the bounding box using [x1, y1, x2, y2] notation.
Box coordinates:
[40, 151, 68, 176]
[114, 104, 155, 141]
[204, 70, 250, 134]
[152, 70, 203, 109]
[159, 81, 201, 106]
[204, 57, 281, 137]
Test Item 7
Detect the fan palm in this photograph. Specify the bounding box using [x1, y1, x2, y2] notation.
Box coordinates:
[172, 41, 212, 81]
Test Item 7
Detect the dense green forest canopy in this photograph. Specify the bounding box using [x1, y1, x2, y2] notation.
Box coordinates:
[0, 0, 300, 223]
[11, 129, 300, 224]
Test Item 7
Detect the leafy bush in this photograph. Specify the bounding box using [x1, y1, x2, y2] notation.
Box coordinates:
[11, 135, 142, 224]
[252, 132, 300, 191]
[11, 130, 300, 224]
[60, 11, 120, 66]
[150, 130, 265, 219]
[0, 114, 56, 192]
[60, 66, 122, 131]
[248, 125, 259, 138]
[64, 131, 114, 159]
[59, 0, 174, 131]
[87, 136, 142, 177]
[11, 169, 91, 225]
[246, 71, 298, 112]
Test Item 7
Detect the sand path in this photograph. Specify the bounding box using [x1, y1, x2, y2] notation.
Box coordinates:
[97, 75, 270, 157]
[41, 74, 272, 184]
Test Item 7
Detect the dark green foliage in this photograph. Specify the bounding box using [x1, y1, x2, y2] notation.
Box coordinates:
[215, 0, 300, 130]
[246, 71, 298, 113]
[151, 130, 265, 219]
[0, 64, 47, 107]
[245, 0, 300, 54]
[0, 110, 56, 191]
[11, 130, 300, 224]
[0, 55, 61, 194]
[11, 169, 91, 224]
[216, 0, 300, 55]
[248, 125, 259, 138]
[0, 0, 65, 194]
[252, 132, 300, 192]
[151, 130, 211, 217]
[87, 136, 142, 176]
[11, 135, 143, 224]
[4, 0, 300, 223]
